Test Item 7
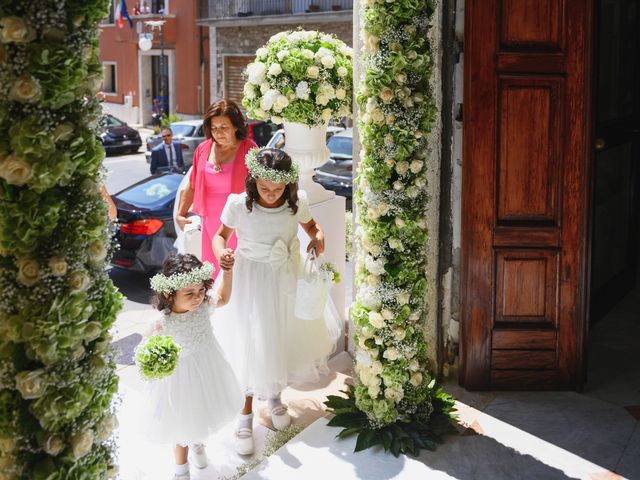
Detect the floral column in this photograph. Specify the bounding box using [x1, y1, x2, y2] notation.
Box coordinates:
[325, 0, 455, 455]
[0, 1, 122, 478]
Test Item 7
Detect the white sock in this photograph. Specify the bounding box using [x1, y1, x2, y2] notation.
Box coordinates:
[175, 462, 188, 475]
[237, 412, 253, 430]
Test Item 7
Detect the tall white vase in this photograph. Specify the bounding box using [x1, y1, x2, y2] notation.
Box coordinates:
[283, 122, 335, 205]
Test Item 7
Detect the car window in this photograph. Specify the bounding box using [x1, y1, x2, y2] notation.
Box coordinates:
[116, 175, 183, 208]
[327, 136, 353, 158]
[102, 115, 126, 128]
[169, 125, 196, 137]
[195, 125, 204, 137]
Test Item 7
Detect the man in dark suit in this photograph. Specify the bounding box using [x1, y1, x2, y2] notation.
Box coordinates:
[150, 127, 184, 174]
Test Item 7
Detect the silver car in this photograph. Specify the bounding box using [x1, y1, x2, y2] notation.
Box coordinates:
[145, 120, 204, 168]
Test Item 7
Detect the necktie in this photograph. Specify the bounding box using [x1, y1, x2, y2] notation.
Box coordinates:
[168, 145, 174, 167]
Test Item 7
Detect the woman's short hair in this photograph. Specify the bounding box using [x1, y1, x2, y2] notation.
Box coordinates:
[203, 99, 248, 140]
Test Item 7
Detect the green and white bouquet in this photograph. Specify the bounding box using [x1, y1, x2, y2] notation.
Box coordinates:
[242, 29, 353, 127]
[319, 261, 341, 284]
[134, 335, 182, 381]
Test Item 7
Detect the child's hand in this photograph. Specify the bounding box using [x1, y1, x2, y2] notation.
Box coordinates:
[307, 233, 325, 255]
[219, 248, 235, 271]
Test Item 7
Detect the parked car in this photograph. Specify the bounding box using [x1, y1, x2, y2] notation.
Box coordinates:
[265, 125, 345, 149]
[145, 118, 278, 167]
[98, 114, 142, 156]
[313, 128, 353, 208]
[110, 172, 184, 273]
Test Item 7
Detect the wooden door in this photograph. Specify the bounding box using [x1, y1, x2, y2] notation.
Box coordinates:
[460, 0, 593, 390]
[590, 0, 640, 322]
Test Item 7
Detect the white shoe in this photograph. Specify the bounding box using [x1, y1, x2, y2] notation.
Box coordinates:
[172, 473, 190, 480]
[189, 443, 208, 469]
[271, 404, 291, 431]
[235, 427, 254, 455]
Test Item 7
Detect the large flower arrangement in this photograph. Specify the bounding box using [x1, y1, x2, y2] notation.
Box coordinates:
[242, 29, 353, 127]
[325, 0, 455, 455]
[0, 1, 122, 478]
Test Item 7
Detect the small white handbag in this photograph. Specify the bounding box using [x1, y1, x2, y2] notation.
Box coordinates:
[294, 251, 333, 321]
[183, 216, 202, 259]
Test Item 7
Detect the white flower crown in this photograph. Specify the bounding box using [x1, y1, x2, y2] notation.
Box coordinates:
[245, 148, 299, 184]
[150, 262, 214, 293]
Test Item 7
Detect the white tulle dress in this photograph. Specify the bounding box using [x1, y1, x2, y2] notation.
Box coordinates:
[214, 191, 341, 399]
[139, 302, 243, 446]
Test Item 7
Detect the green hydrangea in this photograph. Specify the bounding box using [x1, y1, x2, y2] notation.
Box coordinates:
[134, 335, 182, 381]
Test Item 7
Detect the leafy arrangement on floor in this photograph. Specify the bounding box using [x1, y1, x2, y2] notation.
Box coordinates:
[0, 1, 122, 478]
[324, 0, 456, 456]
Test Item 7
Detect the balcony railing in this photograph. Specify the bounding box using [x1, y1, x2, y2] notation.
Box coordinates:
[199, 0, 352, 20]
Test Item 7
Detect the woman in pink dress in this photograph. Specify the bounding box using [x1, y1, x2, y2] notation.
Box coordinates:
[175, 100, 256, 274]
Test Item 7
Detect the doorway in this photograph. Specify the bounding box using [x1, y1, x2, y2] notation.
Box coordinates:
[587, 0, 640, 405]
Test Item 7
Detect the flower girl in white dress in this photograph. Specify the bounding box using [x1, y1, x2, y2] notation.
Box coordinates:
[213, 148, 340, 455]
[140, 253, 242, 480]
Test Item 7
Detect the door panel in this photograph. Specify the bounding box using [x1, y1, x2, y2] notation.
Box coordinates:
[461, 0, 592, 390]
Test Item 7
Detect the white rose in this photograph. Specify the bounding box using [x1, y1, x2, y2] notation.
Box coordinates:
[377, 202, 390, 216]
[367, 275, 379, 286]
[302, 48, 314, 60]
[388, 238, 403, 251]
[70, 430, 94, 459]
[0, 437, 15, 454]
[415, 177, 426, 188]
[335, 88, 346, 100]
[256, 47, 268, 58]
[384, 134, 394, 145]
[371, 361, 383, 375]
[306, 66, 320, 78]
[9, 75, 40, 103]
[417, 217, 427, 229]
[368, 384, 380, 398]
[0, 16, 36, 43]
[414, 92, 424, 103]
[267, 63, 282, 76]
[53, 122, 75, 143]
[394, 328, 406, 341]
[316, 94, 329, 106]
[386, 114, 396, 124]
[15, 369, 46, 399]
[379, 87, 394, 103]
[358, 337, 369, 350]
[271, 116, 283, 124]
[406, 186, 420, 198]
[395, 217, 406, 228]
[88, 242, 107, 265]
[0, 155, 32, 185]
[246, 62, 267, 85]
[359, 368, 372, 385]
[320, 55, 336, 69]
[274, 94, 289, 110]
[381, 309, 394, 320]
[361, 325, 375, 339]
[338, 104, 351, 117]
[393, 180, 404, 191]
[276, 49, 289, 61]
[369, 244, 381, 256]
[260, 82, 270, 94]
[385, 387, 403, 402]
[395, 73, 407, 84]
[409, 311, 421, 322]
[404, 98, 415, 108]
[295, 81, 310, 100]
[409, 359, 420, 371]
[395, 161, 409, 175]
[68, 270, 91, 293]
[397, 292, 410, 305]
[361, 113, 372, 124]
[410, 372, 423, 387]
[321, 108, 332, 122]
[16, 257, 40, 286]
[243, 83, 256, 100]
[368, 311, 385, 329]
[372, 110, 385, 124]
[340, 45, 353, 57]
[383, 348, 399, 361]
[337, 66, 348, 77]
[95, 414, 119, 441]
[363, 33, 380, 54]
[407, 50, 418, 60]
[43, 434, 65, 456]
[48, 256, 68, 276]
[269, 32, 287, 42]
[410, 160, 424, 174]
[83, 321, 102, 342]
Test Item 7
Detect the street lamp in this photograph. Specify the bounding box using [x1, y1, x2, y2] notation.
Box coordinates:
[138, 17, 167, 115]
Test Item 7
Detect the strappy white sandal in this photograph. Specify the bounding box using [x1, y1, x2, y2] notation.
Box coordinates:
[271, 404, 291, 431]
[235, 427, 255, 455]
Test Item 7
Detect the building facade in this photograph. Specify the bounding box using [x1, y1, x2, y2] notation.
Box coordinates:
[99, 0, 210, 126]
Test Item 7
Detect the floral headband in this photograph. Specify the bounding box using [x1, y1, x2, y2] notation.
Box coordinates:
[150, 262, 214, 293]
[245, 148, 299, 184]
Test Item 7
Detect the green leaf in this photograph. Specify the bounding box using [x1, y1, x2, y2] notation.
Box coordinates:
[354, 429, 376, 452]
[326, 412, 367, 429]
[381, 429, 393, 450]
[336, 426, 362, 439]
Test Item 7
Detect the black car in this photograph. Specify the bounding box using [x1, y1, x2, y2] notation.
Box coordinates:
[313, 128, 353, 209]
[98, 114, 143, 156]
[111, 173, 183, 273]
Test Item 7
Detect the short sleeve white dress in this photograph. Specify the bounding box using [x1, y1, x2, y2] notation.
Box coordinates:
[215, 191, 339, 399]
[140, 302, 243, 446]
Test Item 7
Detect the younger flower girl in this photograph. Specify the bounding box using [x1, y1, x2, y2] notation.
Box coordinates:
[139, 253, 242, 480]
